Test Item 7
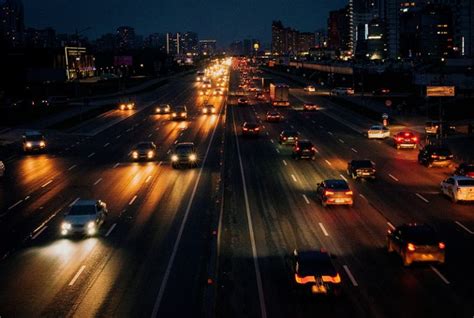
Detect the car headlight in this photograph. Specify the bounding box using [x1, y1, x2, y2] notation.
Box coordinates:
[156, 108, 161, 112]
[172, 113, 177, 117]
[26, 142, 32, 148]
[40, 141, 45, 147]
[127, 104, 133, 109]
[171, 154, 178, 162]
[181, 112, 186, 116]
[61, 222, 72, 230]
[87, 221, 96, 229]
[147, 151, 154, 158]
[203, 109, 207, 114]
[120, 104, 126, 110]
[132, 151, 138, 158]
[189, 154, 197, 161]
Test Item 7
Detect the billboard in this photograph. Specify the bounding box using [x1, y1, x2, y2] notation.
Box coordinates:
[426, 86, 455, 97]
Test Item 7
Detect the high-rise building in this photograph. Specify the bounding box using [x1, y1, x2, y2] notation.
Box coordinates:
[349, 0, 380, 55]
[328, 6, 351, 52]
[116, 26, 136, 50]
[229, 40, 243, 55]
[94, 33, 117, 51]
[166, 32, 181, 55]
[271, 20, 315, 55]
[144, 33, 165, 50]
[199, 40, 217, 55]
[272, 21, 286, 54]
[24, 27, 56, 48]
[367, 18, 386, 59]
[298, 32, 316, 53]
[181, 31, 198, 54]
[0, 0, 25, 47]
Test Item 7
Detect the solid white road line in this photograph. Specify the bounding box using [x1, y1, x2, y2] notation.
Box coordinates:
[151, 100, 225, 318]
[129, 195, 137, 205]
[302, 194, 310, 204]
[325, 159, 332, 166]
[41, 180, 53, 188]
[291, 174, 298, 182]
[8, 200, 23, 210]
[351, 148, 358, 153]
[430, 266, 450, 284]
[88, 152, 95, 158]
[455, 221, 474, 235]
[318, 223, 329, 236]
[105, 223, 117, 237]
[340, 174, 348, 182]
[69, 265, 86, 286]
[32, 225, 47, 240]
[68, 164, 77, 171]
[343, 265, 359, 286]
[69, 197, 80, 207]
[103, 143, 110, 148]
[415, 193, 429, 203]
[389, 174, 399, 182]
[282, 160, 287, 166]
[93, 178, 103, 186]
[359, 193, 367, 201]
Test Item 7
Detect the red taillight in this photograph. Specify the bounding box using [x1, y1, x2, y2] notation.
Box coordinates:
[283, 137, 287, 140]
[255, 127, 260, 131]
[345, 191, 353, 195]
[431, 154, 438, 158]
[439, 242, 445, 249]
[325, 190, 334, 196]
[243, 127, 248, 131]
[407, 243, 416, 252]
[404, 132, 410, 137]
[295, 147, 300, 151]
[312, 147, 316, 151]
[397, 137, 402, 142]
[412, 137, 417, 142]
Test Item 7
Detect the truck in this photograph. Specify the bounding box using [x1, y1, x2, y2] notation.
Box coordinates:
[261, 77, 274, 92]
[270, 83, 290, 107]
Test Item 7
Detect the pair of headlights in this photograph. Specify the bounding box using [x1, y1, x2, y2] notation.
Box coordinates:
[171, 154, 196, 162]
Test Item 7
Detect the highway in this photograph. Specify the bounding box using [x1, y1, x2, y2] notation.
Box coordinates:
[0, 60, 472, 318]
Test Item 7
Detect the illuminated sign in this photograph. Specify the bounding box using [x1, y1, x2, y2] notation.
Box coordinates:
[426, 86, 455, 97]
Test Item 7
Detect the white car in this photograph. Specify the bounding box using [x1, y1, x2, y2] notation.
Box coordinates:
[304, 85, 316, 92]
[440, 176, 474, 203]
[61, 200, 108, 236]
[368, 125, 390, 139]
[0, 161, 5, 177]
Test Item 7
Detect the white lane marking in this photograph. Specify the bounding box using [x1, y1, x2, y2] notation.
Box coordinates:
[270, 139, 274, 144]
[359, 194, 367, 201]
[145, 175, 152, 183]
[415, 193, 429, 203]
[93, 178, 103, 186]
[105, 223, 117, 237]
[126, 128, 132, 132]
[338, 139, 345, 143]
[328, 132, 333, 136]
[340, 174, 348, 182]
[148, 133, 153, 138]
[155, 127, 160, 131]
[325, 159, 332, 166]
[32, 225, 47, 240]
[389, 174, 399, 182]
[291, 174, 298, 182]
[116, 135, 122, 139]
[8, 200, 23, 210]
[129, 195, 137, 205]
[290, 125, 295, 129]
[69, 265, 86, 286]
[282, 160, 288, 166]
[351, 148, 358, 153]
[68, 164, 77, 171]
[113, 163, 120, 168]
[41, 180, 53, 188]
[103, 143, 110, 148]
[24, 196, 30, 201]
[318, 223, 329, 236]
[430, 266, 450, 284]
[276, 148, 280, 154]
[266, 132, 269, 136]
[302, 194, 310, 204]
[174, 140, 178, 144]
[151, 103, 226, 318]
[88, 152, 95, 158]
[69, 197, 80, 207]
[455, 221, 474, 235]
[387, 222, 396, 230]
[343, 265, 359, 287]
[158, 161, 163, 166]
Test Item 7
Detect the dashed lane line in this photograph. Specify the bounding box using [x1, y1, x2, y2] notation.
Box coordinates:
[343, 265, 359, 287]
[8, 200, 23, 210]
[41, 180, 53, 188]
[430, 266, 450, 284]
[318, 223, 329, 236]
[282, 160, 287, 166]
[415, 193, 429, 203]
[389, 174, 399, 182]
[351, 148, 358, 153]
[129, 195, 137, 206]
[68, 164, 77, 171]
[325, 159, 332, 166]
[291, 174, 298, 182]
[32, 225, 47, 240]
[68, 265, 86, 286]
[105, 223, 117, 237]
[93, 178, 103, 186]
[302, 194, 310, 204]
[455, 221, 474, 235]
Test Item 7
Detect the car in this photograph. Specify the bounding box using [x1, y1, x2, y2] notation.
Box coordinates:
[255, 92, 265, 100]
[393, 131, 418, 149]
[171, 106, 188, 120]
[425, 121, 456, 136]
[347, 160, 376, 179]
[202, 80, 212, 89]
[367, 125, 390, 139]
[304, 85, 316, 92]
[171, 142, 198, 168]
[22, 131, 46, 152]
[131, 142, 157, 161]
[119, 100, 135, 110]
[0, 161, 5, 177]
[292, 250, 341, 296]
[330, 87, 354, 96]
[61, 200, 108, 236]
[316, 179, 353, 207]
[237, 97, 249, 106]
[387, 223, 446, 266]
[155, 104, 171, 114]
[372, 88, 390, 95]
[202, 104, 216, 114]
[454, 163, 474, 178]
[279, 130, 299, 145]
[418, 145, 453, 167]
[303, 103, 319, 111]
[292, 140, 316, 160]
[248, 86, 257, 92]
[266, 111, 282, 122]
[213, 88, 224, 96]
[440, 176, 474, 202]
[242, 122, 261, 137]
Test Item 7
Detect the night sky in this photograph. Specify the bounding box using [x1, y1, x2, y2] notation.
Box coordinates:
[23, 0, 346, 46]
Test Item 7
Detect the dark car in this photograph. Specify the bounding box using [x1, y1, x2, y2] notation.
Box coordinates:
[266, 111, 282, 122]
[255, 92, 265, 100]
[316, 179, 353, 207]
[155, 104, 171, 114]
[347, 160, 376, 179]
[418, 145, 454, 168]
[202, 104, 216, 114]
[131, 142, 157, 161]
[279, 130, 299, 145]
[303, 103, 319, 111]
[454, 162, 474, 178]
[393, 131, 418, 150]
[242, 122, 261, 137]
[387, 223, 445, 266]
[372, 88, 390, 95]
[292, 250, 341, 296]
[171, 142, 198, 168]
[22, 131, 46, 152]
[425, 121, 456, 136]
[292, 140, 316, 160]
[171, 106, 188, 120]
[237, 97, 249, 106]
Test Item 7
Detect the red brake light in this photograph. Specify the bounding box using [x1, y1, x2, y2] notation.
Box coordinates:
[404, 132, 410, 137]
[243, 127, 248, 131]
[345, 191, 353, 195]
[407, 243, 416, 252]
[295, 147, 300, 151]
[283, 137, 287, 140]
[255, 127, 260, 131]
[431, 154, 438, 158]
[397, 137, 402, 141]
[412, 137, 417, 142]
[439, 242, 445, 249]
[325, 190, 334, 196]
[312, 147, 316, 151]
